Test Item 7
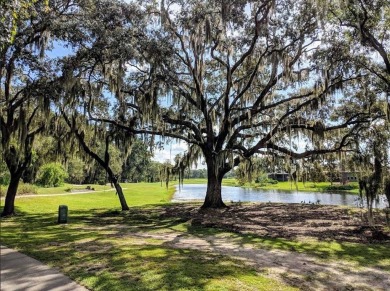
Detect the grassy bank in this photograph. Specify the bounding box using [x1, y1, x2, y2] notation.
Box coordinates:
[182, 178, 360, 194]
[251, 181, 360, 194]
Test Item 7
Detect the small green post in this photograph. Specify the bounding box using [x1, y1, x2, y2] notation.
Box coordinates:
[58, 205, 68, 223]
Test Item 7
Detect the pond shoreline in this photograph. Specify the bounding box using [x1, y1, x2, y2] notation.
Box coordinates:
[183, 179, 360, 194]
[174, 184, 388, 208]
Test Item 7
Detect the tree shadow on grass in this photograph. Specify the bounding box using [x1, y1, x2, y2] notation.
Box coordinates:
[1, 206, 284, 291]
[83, 204, 390, 272]
[2, 204, 390, 290]
[102, 204, 390, 272]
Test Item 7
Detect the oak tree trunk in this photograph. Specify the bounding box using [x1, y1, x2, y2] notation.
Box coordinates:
[202, 157, 226, 208]
[1, 171, 22, 217]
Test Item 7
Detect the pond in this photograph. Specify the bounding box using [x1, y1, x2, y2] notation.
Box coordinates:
[173, 184, 388, 208]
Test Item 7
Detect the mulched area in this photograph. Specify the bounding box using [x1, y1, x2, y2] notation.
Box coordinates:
[159, 203, 390, 244]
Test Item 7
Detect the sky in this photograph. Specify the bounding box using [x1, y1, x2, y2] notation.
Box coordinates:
[152, 142, 188, 163]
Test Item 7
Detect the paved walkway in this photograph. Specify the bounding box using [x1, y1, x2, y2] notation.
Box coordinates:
[0, 245, 89, 291]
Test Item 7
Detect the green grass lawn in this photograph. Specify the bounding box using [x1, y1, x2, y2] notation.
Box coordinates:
[251, 181, 360, 194]
[1, 210, 294, 291]
[3, 182, 175, 213]
[1, 183, 296, 290]
[182, 178, 238, 186]
[1, 182, 387, 290]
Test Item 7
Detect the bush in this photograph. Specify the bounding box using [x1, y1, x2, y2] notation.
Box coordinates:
[37, 163, 68, 187]
[324, 184, 357, 191]
[0, 162, 10, 185]
[254, 177, 278, 185]
[0, 186, 6, 197]
[17, 183, 38, 195]
[0, 173, 10, 186]
[267, 179, 278, 184]
[0, 183, 37, 196]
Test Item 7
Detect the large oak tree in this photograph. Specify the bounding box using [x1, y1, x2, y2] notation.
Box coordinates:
[106, 0, 373, 208]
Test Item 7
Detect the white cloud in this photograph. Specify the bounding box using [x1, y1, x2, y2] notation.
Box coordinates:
[152, 142, 188, 163]
[152, 141, 207, 169]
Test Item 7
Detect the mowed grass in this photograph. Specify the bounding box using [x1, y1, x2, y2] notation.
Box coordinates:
[3, 182, 175, 214]
[1, 183, 296, 291]
[183, 178, 237, 186]
[253, 181, 359, 194]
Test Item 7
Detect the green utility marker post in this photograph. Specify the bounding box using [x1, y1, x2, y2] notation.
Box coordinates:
[58, 205, 68, 223]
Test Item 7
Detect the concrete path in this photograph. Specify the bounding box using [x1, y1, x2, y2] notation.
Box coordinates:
[0, 245, 89, 291]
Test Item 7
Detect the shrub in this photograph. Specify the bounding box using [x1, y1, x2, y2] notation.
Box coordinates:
[0, 186, 6, 197]
[267, 179, 278, 184]
[0, 183, 38, 196]
[37, 163, 68, 187]
[324, 184, 357, 191]
[0, 173, 10, 186]
[17, 183, 38, 195]
[0, 162, 10, 185]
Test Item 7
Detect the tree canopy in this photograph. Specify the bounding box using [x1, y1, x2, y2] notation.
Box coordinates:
[98, 0, 383, 207]
[1, 0, 389, 215]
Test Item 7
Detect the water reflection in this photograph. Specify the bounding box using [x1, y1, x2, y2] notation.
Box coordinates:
[173, 184, 388, 208]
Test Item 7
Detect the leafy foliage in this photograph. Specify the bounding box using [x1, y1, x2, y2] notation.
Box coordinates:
[66, 158, 88, 184]
[0, 159, 10, 185]
[37, 163, 68, 187]
[122, 139, 152, 182]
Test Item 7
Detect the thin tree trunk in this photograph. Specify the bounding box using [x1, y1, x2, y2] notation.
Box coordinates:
[112, 178, 129, 211]
[62, 110, 130, 211]
[202, 157, 226, 208]
[1, 172, 22, 217]
[384, 179, 390, 209]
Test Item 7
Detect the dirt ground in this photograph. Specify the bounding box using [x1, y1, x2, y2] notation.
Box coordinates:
[87, 202, 390, 290]
[130, 230, 390, 291]
[159, 203, 390, 244]
[133, 202, 390, 290]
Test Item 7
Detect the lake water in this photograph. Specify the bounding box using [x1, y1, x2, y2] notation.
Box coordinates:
[173, 184, 388, 208]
